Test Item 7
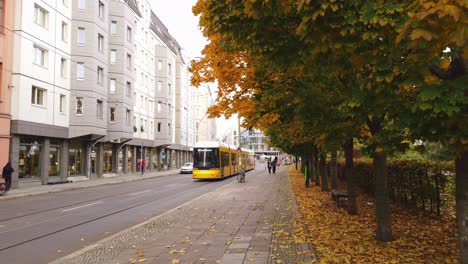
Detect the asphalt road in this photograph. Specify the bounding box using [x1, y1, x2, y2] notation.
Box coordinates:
[0, 172, 238, 264]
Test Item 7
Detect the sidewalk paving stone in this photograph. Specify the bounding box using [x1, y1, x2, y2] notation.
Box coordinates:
[49, 165, 317, 264]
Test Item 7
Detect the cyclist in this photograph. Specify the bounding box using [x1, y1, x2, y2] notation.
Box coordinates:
[2, 161, 14, 193]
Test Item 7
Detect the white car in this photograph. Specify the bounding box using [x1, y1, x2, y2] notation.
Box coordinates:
[180, 162, 193, 174]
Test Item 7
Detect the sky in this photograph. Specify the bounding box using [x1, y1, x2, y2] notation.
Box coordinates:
[149, 0, 207, 58]
[149, 0, 237, 139]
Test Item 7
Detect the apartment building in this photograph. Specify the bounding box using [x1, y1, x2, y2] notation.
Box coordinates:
[194, 84, 216, 142]
[106, 0, 138, 174]
[10, 0, 72, 187]
[6, 0, 194, 188]
[175, 52, 195, 165]
[0, 0, 14, 171]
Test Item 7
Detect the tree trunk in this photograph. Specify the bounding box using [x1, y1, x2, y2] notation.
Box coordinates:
[295, 156, 298, 171]
[320, 152, 328, 191]
[344, 138, 357, 215]
[314, 146, 320, 186]
[374, 149, 393, 242]
[330, 151, 338, 190]
[300, 155, 305, 173]
[456, 150, 468, 263]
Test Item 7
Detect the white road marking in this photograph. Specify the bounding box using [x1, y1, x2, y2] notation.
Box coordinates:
[62, 201, 103, 212]
[128, 190, 150, 196]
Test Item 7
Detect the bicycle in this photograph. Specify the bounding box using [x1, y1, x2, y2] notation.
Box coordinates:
[237, 168, 245, 183]
[0, 178, 8, 196]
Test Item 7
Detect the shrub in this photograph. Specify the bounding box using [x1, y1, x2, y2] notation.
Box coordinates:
[337, 158, 454, 216]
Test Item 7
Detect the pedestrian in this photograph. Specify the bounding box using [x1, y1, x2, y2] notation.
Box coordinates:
[2, 162, 14, 191]
[267, 158, 272, 174]
[272, 157, 278, 174]
[141, 159, 146, 175]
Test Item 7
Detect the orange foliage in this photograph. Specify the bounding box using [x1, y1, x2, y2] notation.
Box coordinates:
[189, 34, 257, 120]
[289, 167, 458, 263]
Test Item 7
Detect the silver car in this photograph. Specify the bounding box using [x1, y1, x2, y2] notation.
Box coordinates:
[180, 162, 193, 174]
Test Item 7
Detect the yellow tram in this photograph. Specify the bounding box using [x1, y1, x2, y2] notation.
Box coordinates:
[192, 141, 255, 180]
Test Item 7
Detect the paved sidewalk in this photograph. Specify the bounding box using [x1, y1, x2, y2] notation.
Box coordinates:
[0, 169, 178, 200]
[51, 166, 316, 264]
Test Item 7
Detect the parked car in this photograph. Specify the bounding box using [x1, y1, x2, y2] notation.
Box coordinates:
[180, 162, 193, 174]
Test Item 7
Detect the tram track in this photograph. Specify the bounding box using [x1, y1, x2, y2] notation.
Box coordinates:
[0, 179, 217, 252]
[0, 173, 190, 222]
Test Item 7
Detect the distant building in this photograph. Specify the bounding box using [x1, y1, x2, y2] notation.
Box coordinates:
[194, 84, 216, 142]
[223, 127, 278, 155]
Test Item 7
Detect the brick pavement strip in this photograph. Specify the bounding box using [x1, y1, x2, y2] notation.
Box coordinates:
[50, 166, 317, 264]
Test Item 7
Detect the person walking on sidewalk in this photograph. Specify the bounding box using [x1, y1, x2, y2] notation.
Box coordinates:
[2, 162, 14, 191]
[141, 159, 146, 175]
[267, 158, 272, 174]
[272, 157, 278, 174]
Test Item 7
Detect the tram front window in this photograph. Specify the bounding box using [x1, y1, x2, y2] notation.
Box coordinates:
[194, 148, 219, 169]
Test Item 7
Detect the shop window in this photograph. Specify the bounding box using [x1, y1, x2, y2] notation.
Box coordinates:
[18, 138, 42, 179]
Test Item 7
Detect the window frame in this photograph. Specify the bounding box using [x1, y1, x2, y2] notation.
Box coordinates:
[31, 86, 46, 106]
[109, 106, 116, 123]
[76, 62, 85, 80]
[34, 4, 48, 28]
[109, 78, 116, 94]
[59, 94, 66, 113]
[97, 100, 103, 119]
[110, 21, 117, 35]
[76, 97, 83, 115]
[77, 27, 86, 45]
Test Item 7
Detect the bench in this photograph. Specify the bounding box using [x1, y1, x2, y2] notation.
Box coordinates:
[331, 189, 348, 207]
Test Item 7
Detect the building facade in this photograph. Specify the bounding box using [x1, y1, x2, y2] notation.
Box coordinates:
[194, 84, 216, 142]
[6, 0, 195, 188]
[0, 0, 14, 170]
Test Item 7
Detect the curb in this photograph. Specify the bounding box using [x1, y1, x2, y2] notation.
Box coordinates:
[0, 170, 179, 201]
[49, 180, 236, 264]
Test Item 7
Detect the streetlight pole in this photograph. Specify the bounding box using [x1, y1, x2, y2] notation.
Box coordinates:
[238, 116, 243, 169]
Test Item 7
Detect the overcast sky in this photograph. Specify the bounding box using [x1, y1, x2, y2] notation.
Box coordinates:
[149, 1, 237, 139]
[149, 0, 207, 58]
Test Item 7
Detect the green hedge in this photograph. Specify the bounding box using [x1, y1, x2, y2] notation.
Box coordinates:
[336, 158, 455, 216]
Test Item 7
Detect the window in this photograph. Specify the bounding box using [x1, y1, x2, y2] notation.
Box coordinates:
[59, 94, 66, 113]
[157, 102, 161, 113]
[110, 49, 116, 64]
[126, 81, 131, 97]
[168, 83, 171, 94]
[168, 123, 171, 135]
[157, 81, 162, 91]
[140, 95, 143, 109]
[109, 107, 115, 122]
[127, 26, 132, 42]
[168, 63, 171, 74]
[61, 22, 68, 42]
[97, 67, 103, 85]
[126, 109, 131, 125]
[150, 121, 153, 134]
[78, 0, 85, 9]
[60, 58, 67, 78]
[97, 100, 103, 118]
[98, 1, 104, 19]
[157, 60, 162, 70]
[109, 78, 116, 94]
[98, 34, 104, 52]
[77, 27, 85, 45]
[126, 53, 131, 68]
[157, 122, 161, 132]
[33, 45, 46, 66]
[76, 62, 85, 80]
[110, 21, 117, 35]
[34, 4, 48, 27]
[76, 97, 83, 115]
[31, 86, 45, 106]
